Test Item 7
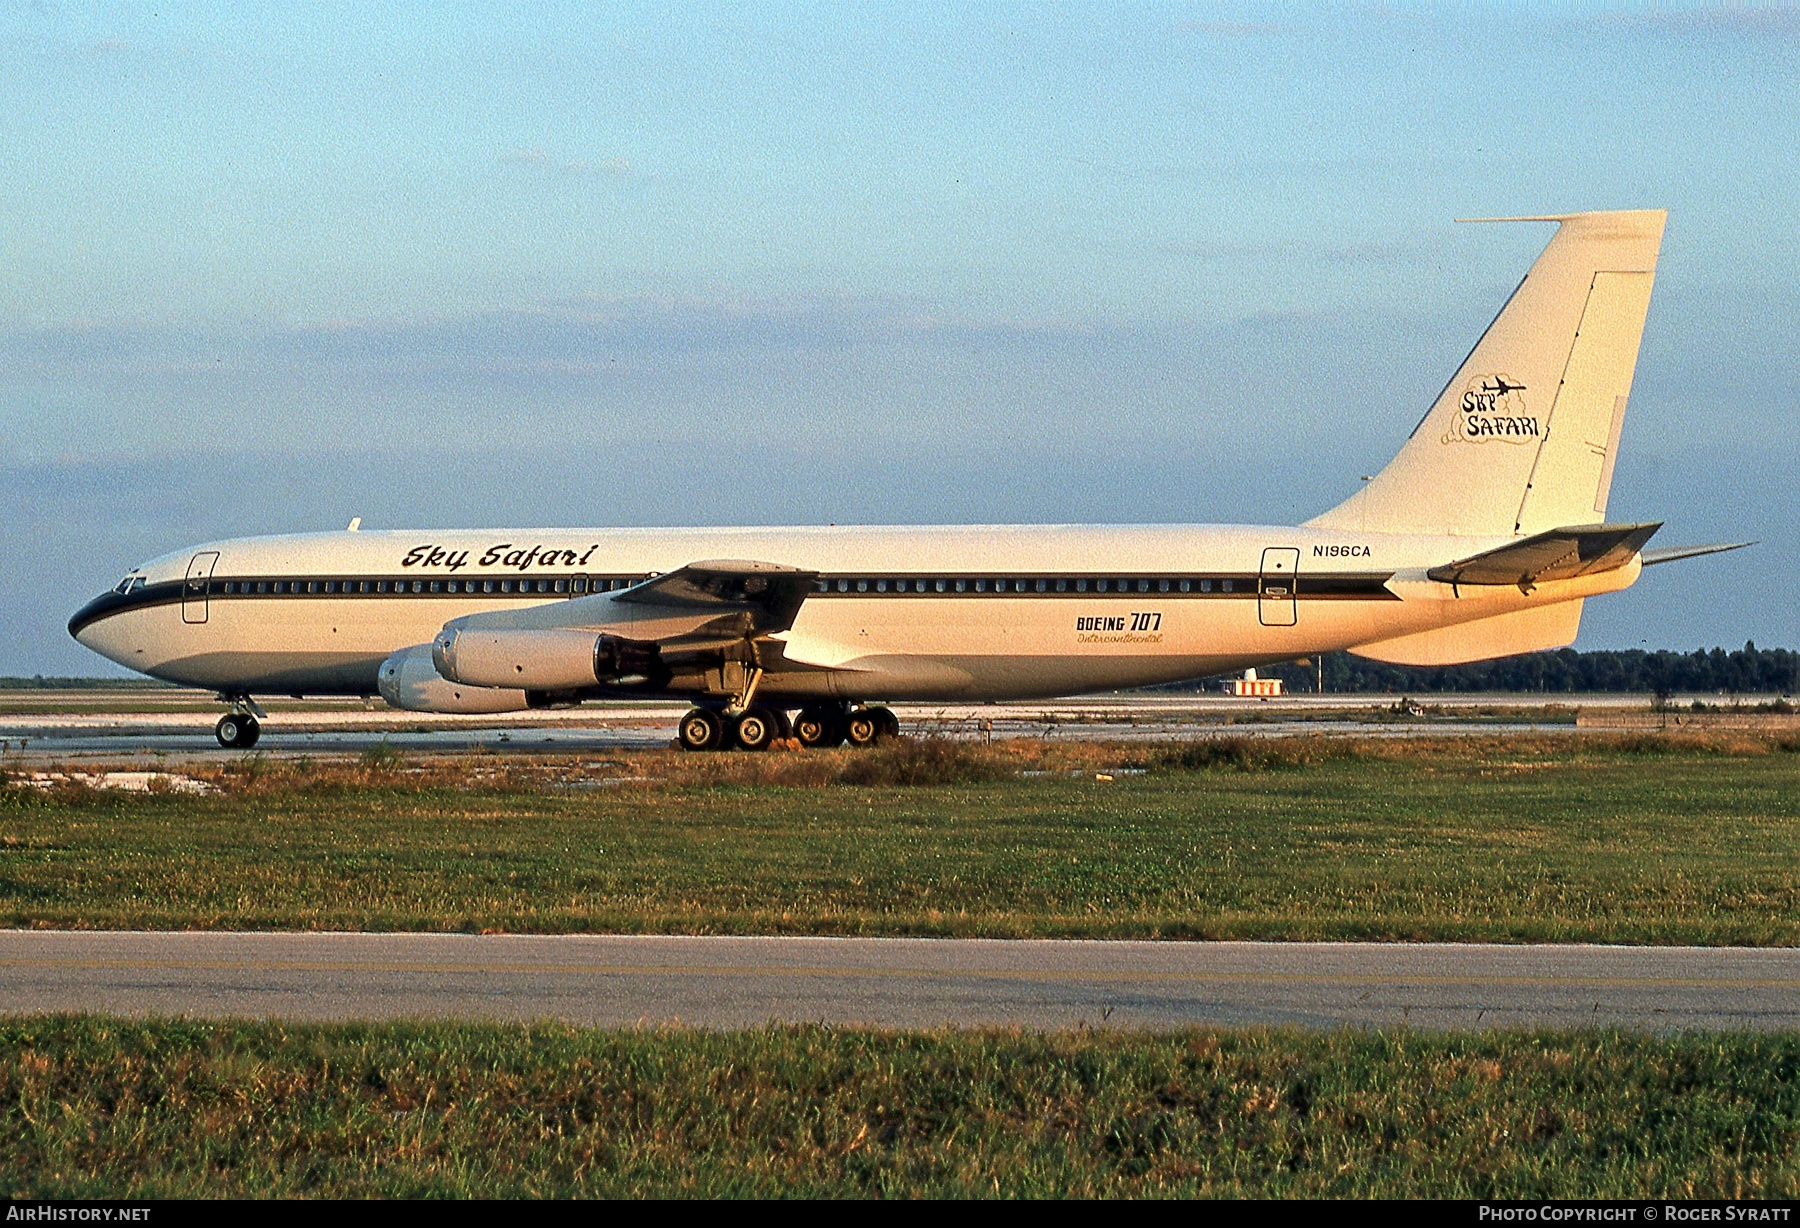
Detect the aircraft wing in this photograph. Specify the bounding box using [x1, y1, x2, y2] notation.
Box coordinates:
[613, 559, 817, 634]
[432, 559, 825, 691]
[1640, 541, 1754, 567]
[1427, 521, 1662, 592]
[445, 559, 818, 638]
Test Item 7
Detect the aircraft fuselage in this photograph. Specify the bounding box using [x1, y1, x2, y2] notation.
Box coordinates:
[70, 522, 1634, 704]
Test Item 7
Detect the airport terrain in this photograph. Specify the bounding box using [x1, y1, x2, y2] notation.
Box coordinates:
[3, 731, 1796, 943]
[5, 1016, 1800, 1197]
[6, 723, 1797, 1197]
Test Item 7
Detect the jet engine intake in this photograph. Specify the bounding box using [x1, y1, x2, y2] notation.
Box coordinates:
[378, 643, 530, 714]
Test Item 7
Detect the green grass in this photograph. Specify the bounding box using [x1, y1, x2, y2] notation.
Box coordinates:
[4, 1016, 1800, 1197]
[2, 736, 1798, 941]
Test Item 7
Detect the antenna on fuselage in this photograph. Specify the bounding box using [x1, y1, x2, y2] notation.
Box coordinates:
[346, 518, 362, 532]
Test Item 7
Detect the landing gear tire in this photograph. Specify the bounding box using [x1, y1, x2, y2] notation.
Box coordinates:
[731, 707, 780, 752]
[871, 707, 900, 740]
[215, 714, 260, 749]
[794, 707, 846, 749]
[677, 708, 726, 752]
[844, 708, 882, 748]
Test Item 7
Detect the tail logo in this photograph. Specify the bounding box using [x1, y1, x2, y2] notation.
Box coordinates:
[1446, 374, 1540, 445]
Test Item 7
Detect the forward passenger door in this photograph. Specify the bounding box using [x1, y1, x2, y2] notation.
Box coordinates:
[183, 552, 218, 624]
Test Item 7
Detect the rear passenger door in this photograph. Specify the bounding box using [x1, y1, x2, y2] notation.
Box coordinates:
[1258, 547, 1299, 627]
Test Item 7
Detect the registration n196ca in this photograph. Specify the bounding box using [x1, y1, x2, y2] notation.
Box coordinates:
[70, 210, 1745, 751]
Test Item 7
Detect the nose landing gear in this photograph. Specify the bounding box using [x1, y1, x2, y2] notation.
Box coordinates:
[214, 693, 266, 749]
[215, 713, 260, 749]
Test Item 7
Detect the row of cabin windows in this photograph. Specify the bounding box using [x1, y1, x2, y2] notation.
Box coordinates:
[815, 577, 1237, 594]
[213, 577, 645, 597]
[206, 575, 1244, 598]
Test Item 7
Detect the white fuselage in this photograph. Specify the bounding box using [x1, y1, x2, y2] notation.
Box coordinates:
[70, 523, 1635, 704]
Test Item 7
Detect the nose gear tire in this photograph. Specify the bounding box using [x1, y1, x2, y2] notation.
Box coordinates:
[215, 714, 260, 749]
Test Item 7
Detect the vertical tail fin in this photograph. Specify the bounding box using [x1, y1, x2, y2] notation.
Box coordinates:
[1308, 209, 1666, 537]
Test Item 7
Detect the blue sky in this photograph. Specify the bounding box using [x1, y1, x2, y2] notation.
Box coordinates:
[2, 2, 1796, 674]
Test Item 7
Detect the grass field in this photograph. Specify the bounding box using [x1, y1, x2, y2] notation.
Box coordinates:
[4, 1016, 1799, 1197]
[3, 733, 1797, 942]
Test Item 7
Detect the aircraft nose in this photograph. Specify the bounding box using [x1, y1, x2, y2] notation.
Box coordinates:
[68, 591, 135, 666]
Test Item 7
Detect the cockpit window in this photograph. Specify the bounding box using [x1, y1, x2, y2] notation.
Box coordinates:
[114, 575, 147, 594]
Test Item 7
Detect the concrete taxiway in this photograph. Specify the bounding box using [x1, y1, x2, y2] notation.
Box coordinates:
[2, 933, 1795, 1031]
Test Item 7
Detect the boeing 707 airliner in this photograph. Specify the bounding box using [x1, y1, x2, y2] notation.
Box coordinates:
[69, 210, 1744, 750]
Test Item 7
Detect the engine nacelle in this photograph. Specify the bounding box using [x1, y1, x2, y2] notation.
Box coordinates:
[378, 643, 530, 714]
[433, 628, 666, 691]
[433, 627, 606, 690]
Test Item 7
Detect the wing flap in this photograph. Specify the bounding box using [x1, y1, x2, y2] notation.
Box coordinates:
[1427, 521, 1660, 591]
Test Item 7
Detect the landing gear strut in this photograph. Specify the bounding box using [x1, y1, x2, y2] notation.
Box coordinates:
[215, 713, 260, 749]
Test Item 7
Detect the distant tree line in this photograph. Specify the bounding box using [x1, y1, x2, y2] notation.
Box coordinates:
[0, 676, 174, 690]
[1223, 642, 1799, 695]
[9, 643, 1800, 696]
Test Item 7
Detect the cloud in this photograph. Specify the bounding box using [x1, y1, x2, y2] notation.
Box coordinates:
[1161, 237, 1421, 267]
[1599, 6, 1800, 43]
[499, 146, 632, 178]
[1175, 20, 1290, 38]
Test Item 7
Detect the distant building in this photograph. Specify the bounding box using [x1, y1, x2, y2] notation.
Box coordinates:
[1229, 668, 1282, 698]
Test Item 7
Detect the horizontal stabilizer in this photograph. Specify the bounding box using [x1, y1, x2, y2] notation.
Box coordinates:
[1428, 522, 1660, 592]
[1641, 541, 1754, 567]
[1351, 600, 1583, 667]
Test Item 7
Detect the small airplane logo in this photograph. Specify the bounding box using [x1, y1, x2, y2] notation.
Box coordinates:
[1479, 376, 1526, 395]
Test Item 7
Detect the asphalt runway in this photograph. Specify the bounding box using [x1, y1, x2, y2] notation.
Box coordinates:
[0, 693, 1593, 762]
[2, 933, 1796, 1031]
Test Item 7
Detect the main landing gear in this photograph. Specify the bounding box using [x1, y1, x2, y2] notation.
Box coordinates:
[678, 703, 896, 752]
